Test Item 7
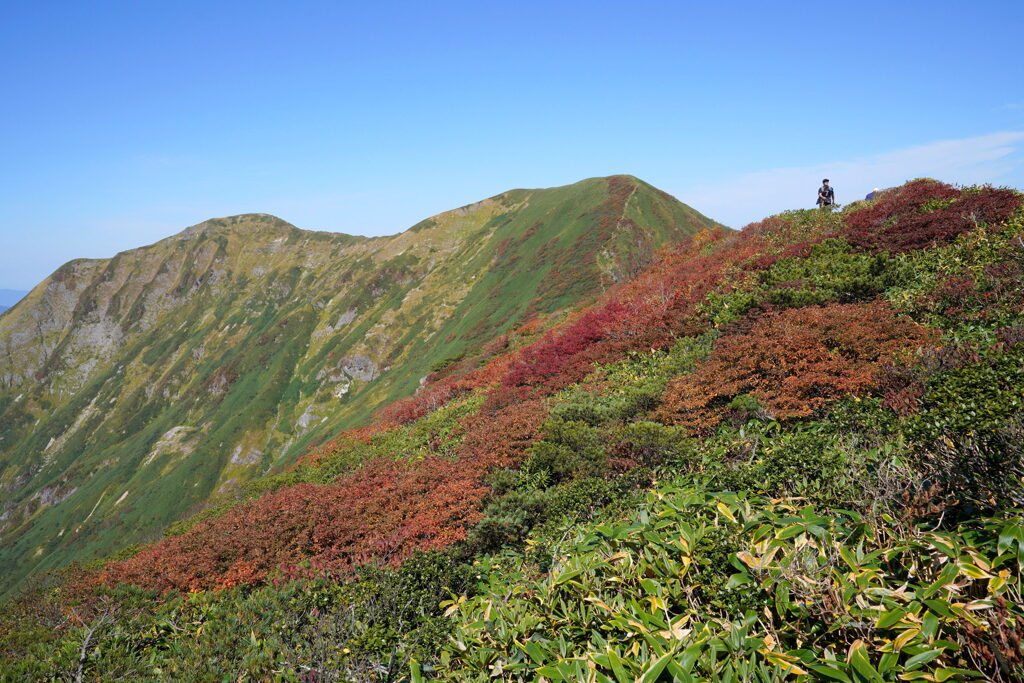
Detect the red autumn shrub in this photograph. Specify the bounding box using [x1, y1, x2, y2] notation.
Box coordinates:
[370, 313, 555, 427]
[954, 186, 1023, 225]
[381, 226, 746, 417]
[842, 179, 958, 233]
[743, 214, 796, 237]
[777, 240, 817, 260]
[745, 252, 780, 270]
[373, 378, 462, 425]
[840, 180, 1022, 253]
[501, 302, 630, 389]
[657, 302, 939, 433]
[491, 227, 769, 403]
[97, 456, 489, 593]
[96, 400, 547, 594]
[301, 420, 400, 466]
[877, 364, 928, 416]
[878, 342, 991, 416]
[455, 398, 546, 468]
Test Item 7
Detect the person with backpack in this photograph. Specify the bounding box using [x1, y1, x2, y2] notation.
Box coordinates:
[816, 179, 835, 209]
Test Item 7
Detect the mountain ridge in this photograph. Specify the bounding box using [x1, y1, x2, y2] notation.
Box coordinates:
[0, 175, 721, 594]
[3, 178, 1024, 682]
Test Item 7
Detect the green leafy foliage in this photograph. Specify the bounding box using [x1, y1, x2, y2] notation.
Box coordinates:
[2, 552, 475, 681]
[435, 486, 1023, 682]
[701, 238, 912, 326]
[902, 343, 1024, 513]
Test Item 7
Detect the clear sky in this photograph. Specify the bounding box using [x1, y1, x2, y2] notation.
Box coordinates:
[2, 0, 1022, 289]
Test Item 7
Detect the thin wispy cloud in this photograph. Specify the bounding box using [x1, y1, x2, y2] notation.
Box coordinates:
[679, 131, 1024, 228]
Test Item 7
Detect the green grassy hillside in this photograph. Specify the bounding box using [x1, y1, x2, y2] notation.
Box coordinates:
[0, 176, 719, 596]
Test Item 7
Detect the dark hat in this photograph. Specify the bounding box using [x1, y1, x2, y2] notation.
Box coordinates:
[822, 178, 829, 183]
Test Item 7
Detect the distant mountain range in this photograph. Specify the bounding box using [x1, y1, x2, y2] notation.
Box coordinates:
[0, 175, 720, 593]
[0, 290, 28, 314]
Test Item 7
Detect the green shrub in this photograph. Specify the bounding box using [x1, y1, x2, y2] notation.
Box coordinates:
[612, 420, 693, 470]
[697, 422, 880, 508]
[910, 344, 1024, 441]
[549, 333, 716, 426]
[913, 410, 1024, 514]
[468, 475, 642, 556]
[0, 551, 477, 681]
[525, 419, 608, 484]
[699, 239, 912, 326]
[763, 238, 911, 304]
[888, 219, 1024, 337]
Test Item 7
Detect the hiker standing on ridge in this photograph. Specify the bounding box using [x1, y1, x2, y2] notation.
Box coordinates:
[817, 179, 835, 209]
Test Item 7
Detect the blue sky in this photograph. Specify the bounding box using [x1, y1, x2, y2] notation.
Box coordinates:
[2, 1, 1022, 290]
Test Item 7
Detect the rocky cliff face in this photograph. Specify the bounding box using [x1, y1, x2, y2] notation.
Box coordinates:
[0, 175, 720, 594]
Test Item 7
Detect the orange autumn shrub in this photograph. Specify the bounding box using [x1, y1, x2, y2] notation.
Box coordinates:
[455, 398, 546, 467]
[95, 400, 547, 593]
[657, 302, 938, 433]
[96, 457, 489, 593]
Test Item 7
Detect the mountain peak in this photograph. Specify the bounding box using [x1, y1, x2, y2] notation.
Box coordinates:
[179, 213, 299, 238]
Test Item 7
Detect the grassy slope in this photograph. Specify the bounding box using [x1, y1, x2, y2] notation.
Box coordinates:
[0, 176, 718, 596]
[2, 180, 1020, 681]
